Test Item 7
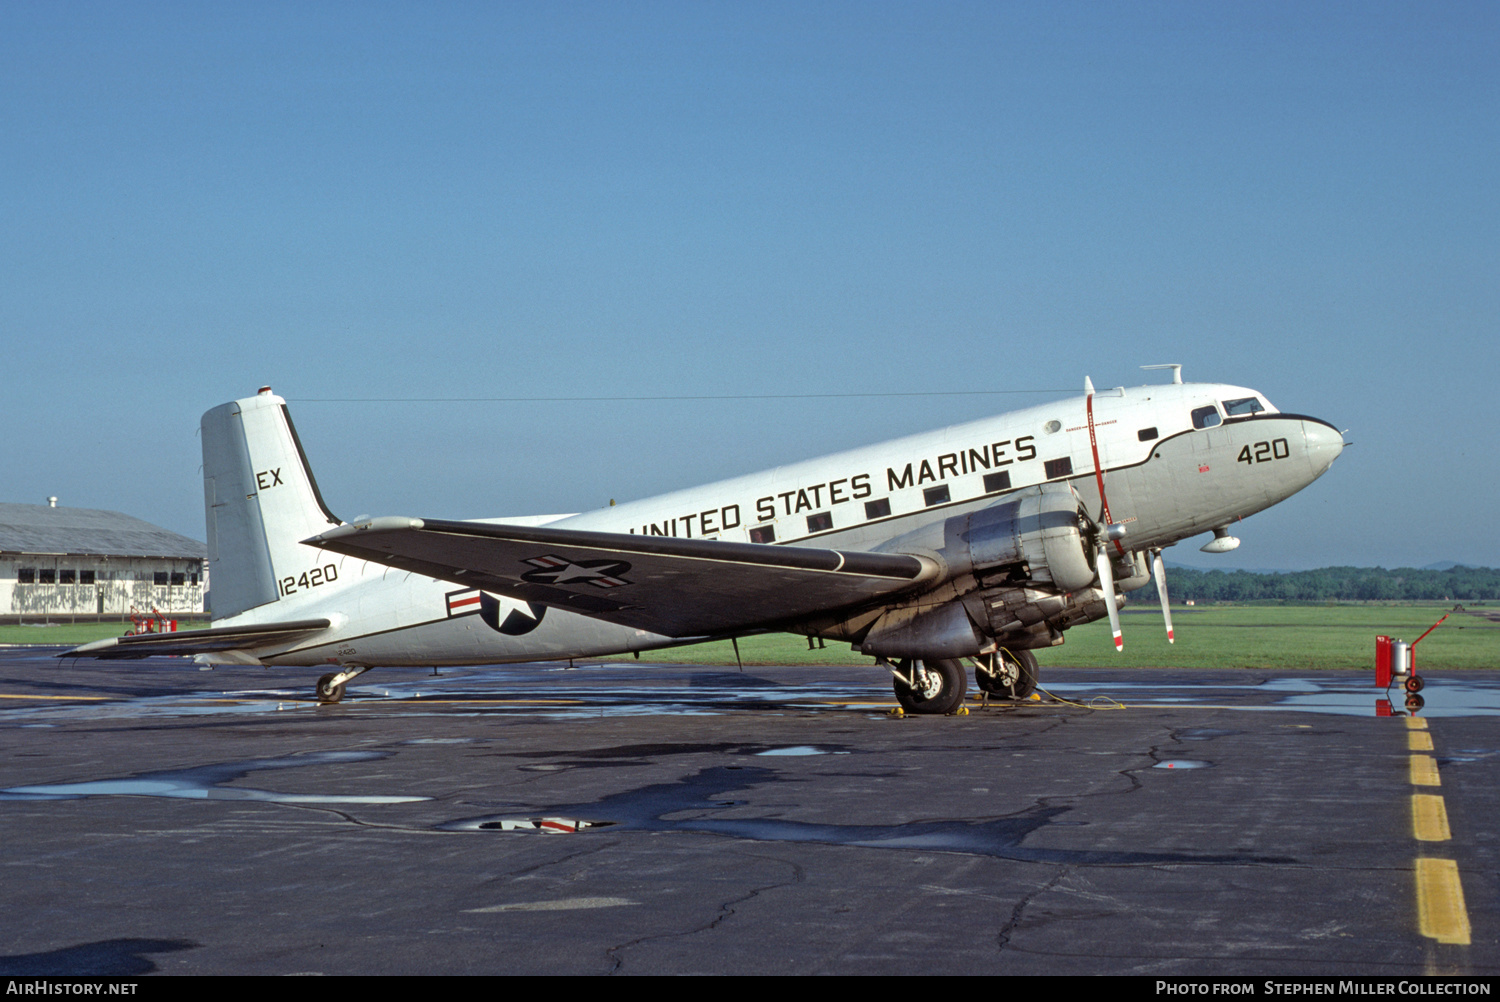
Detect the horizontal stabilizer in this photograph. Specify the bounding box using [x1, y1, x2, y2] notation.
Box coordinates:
[64, 619, 332, 660]
[305, 518, 934, 637]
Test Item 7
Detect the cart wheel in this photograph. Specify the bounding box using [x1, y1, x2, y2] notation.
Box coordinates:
[1404, 674, 1425, 693]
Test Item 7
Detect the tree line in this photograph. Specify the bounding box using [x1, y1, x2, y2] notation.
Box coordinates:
[1125, 565, 1500, 603]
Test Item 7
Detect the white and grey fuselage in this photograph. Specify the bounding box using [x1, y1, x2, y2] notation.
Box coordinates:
[125, 379, 1341, 672]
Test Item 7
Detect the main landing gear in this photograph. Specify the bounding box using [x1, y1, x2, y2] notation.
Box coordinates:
[890, 658, 967, 715]
[975, 648, 1038, 700]
[887, 648, 1043, 714]
[315, 666, 372, 704]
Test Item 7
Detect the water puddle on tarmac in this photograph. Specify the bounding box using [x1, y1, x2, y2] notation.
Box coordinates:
[0, 751, 429, 804]
[439, 764, 1290, 864]
[8, 646, 1500, 722]
[755, 746, 849, 756]
[1043, 675, 1500, 718]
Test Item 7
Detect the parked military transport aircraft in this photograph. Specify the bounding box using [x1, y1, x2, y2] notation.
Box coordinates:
[71, 367, 1344, 713]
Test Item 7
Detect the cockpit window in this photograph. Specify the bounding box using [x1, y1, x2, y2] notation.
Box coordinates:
[1222, 397, 1264, 416]
[1191, 405, 1221, 429]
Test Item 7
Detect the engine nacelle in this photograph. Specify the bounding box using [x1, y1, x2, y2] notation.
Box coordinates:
[878, 482, 1095, 592]
[856, 484, 1101, 660]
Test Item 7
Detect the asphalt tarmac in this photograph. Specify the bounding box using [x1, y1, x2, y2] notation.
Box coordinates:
[0, 646, 1495, 976]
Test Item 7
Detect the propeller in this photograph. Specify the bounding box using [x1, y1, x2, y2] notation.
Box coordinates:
[1085, 376, 1176, 650]
[1151, 547, 1174, 643]
[1095, 526, 1125, 652]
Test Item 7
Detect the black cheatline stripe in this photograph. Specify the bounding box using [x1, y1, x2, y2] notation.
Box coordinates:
[1223, 412, 1340, 432]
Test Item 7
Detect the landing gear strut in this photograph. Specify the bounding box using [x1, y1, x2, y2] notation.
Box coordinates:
[890, 658, 967, 715]
[315, 666, 372, 704]
[976, 648, 1038, 700]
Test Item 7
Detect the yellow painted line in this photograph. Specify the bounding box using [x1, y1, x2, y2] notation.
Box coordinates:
[1408, 731, 1434, 752]
[1412, 794, 1452, 842]
[0, 693, 112, 702]
[1410, 755, 1441, 787]
[1405, 717, 1428, 730]
[1415, 858, 1471, 945]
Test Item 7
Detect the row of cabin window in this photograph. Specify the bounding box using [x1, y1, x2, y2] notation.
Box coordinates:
[747, 470, 1025, 544]
[15, 569, 198, 586]
[741, 415, 1206, 547]
[741, 421, 1191, 545]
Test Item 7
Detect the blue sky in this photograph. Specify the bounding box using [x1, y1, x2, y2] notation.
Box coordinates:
[2, 1, 1495, 570]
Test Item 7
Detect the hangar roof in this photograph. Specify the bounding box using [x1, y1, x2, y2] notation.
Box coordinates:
[0, 503, 205, 560]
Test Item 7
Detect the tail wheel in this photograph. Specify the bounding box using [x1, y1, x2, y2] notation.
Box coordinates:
[977, 648, 1038, 700]
[316, 673, 346, 704]
[893, 658, 967, 715]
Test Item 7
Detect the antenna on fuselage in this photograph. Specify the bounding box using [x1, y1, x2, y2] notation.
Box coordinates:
[1141, 363, 1182, 384]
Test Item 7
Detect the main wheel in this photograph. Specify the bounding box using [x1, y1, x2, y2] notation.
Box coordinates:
[893, 658, 966, 715]
[316, 673, 346, 704]
[977, 648, 1039, 700]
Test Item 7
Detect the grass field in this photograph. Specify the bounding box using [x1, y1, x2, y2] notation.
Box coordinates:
[4, 603, 1494, 671]
[636, 604, 1497, 671]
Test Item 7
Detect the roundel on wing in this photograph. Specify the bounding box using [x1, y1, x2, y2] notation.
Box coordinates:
[479, 593, 548, 636]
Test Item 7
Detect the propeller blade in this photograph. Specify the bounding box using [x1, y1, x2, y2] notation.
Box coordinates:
[1096, 548, 1123, 652]
[1152, 548, 1174, 644]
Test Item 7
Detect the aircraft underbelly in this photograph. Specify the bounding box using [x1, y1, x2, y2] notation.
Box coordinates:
[268, 607, 668, 668]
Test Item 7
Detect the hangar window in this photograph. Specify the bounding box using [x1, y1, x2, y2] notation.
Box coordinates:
[1191, 406, 1221, 429]
[59, 569, 76, 584]
[749, 526, 776, 544]
[1138, 427, 1158, 442]
[864, 498, 891, 520]
[806, 512, 833, 533]
[80, 571, 95, 585]
[39, 569, 55, 584]
[17, 568, 35, 584]
[1223, 397, 1264, 417]
[983, 471, 1011, 494]
[153, 572, 169, 586]
[923, 485, 950, 507]
[189, 573, 198, 585]
[1044, 457, 1073, 480]
[170, 572, 186, 587]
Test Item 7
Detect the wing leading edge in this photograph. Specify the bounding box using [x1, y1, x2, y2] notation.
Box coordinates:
[305, 518, 935, 637]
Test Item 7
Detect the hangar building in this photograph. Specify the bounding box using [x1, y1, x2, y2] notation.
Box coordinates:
[0, 501, 208, 623]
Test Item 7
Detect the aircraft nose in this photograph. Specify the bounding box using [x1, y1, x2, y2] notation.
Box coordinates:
[1303, 418, 1345, 476]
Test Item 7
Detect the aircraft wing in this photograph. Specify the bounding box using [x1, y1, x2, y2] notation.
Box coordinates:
[65, 619, 333, 659]
[305, 518, 934, 637]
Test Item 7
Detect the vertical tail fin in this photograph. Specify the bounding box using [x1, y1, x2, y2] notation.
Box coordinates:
[201, 387, 343, 619]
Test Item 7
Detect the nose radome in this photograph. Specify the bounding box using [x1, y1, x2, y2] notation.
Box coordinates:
[1303, 419, 1345, 475]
